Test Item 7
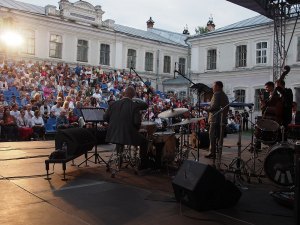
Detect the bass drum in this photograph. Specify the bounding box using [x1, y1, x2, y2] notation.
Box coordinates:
[264, 143, 295, 186]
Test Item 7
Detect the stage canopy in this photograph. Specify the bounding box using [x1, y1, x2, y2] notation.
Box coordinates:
[227, 0, 271, 18]
[227, 0, 300, 19]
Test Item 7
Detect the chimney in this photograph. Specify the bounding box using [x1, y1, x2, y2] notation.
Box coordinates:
[207, 15, 215, 32]
[146, 17, 155, 29]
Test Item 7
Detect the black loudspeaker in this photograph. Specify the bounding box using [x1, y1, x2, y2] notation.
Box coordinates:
[55, 128, 96, 156]
[295, 158, 300, 225]
[172, 160, 241, 211]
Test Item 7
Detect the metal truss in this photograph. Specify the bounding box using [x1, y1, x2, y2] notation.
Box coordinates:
[269, 1, 300, 81]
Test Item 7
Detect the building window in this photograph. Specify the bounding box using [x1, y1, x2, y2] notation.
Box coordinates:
[178, 57, 186, 75]
[145, 52, 153, 71]
[256, 42, 267, 64]
[163, 56, 171, 73]
[254, 88, 264, 111]
[21, 30, 35, 55]
[236, 45, 247, 67]
[100, 44, 110, 65]
[207, 49, 217, 70]
[127, 49, 136, 68]
[49, 34, 62, 59]
[297, 37, 300, 61]
[234, 89, 245, 102]
[77, 39, 88, 62]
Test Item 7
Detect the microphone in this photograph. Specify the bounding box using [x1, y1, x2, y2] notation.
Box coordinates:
[174, 62, 177, 79]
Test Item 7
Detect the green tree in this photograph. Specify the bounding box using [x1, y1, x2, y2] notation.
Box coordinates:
[195, 26, 209, 34]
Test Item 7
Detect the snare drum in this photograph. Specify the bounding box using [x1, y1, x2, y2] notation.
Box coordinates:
[152, 131, 176, 162]
[255, 119, 279, 144]
[264, 142, 294, 186]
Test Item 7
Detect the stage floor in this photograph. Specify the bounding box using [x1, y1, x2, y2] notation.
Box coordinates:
[0, 132, 296, 225]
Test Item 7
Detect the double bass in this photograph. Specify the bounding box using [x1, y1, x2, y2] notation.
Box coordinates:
[260, 66, 290, 124]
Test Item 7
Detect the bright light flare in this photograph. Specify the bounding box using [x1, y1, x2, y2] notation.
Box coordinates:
[0, 30, 23, 48]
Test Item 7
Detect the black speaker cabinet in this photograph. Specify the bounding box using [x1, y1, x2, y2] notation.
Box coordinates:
[55, 128, 96, 156]
[295, 158, 300, 225]
[172, 160, 241, 211]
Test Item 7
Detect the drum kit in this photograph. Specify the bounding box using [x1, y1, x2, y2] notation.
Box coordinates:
[234, 116, 298, 187]
[138, 106, 298, 189]
[140, 107, 205, 169]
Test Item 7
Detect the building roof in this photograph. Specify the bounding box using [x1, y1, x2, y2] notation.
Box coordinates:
[0, 0, 44, 15]
[113, 24, 188, 47]
[189, 15, 272, 40]
[0, 0, 188, 47]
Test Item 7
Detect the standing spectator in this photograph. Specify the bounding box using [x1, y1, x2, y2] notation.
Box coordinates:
[241, 109, 249, 131]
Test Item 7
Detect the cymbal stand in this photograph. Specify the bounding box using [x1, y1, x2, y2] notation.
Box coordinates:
[176, 125, 190, 164]
[244, 116, 263, 184]
[228, 119, 248, 188]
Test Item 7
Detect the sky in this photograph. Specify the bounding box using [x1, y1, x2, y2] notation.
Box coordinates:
[16, 0, 259, 34]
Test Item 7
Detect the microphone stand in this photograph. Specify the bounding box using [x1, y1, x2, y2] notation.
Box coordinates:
[130, 67, 152, 121]
[174, 69, 202, 161]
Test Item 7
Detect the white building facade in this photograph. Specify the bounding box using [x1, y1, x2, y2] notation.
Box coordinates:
[0, 0, 299, 111]
[0, 0, 189, 91]
[189, 16, 300, 111]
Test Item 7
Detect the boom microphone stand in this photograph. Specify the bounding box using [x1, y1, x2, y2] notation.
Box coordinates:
[130, 67, 152, 121]
[174, 68, 209, 162]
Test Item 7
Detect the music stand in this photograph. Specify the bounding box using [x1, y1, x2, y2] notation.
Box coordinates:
[78, 108, 108, 167]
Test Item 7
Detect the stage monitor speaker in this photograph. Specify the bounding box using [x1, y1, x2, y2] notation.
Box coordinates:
[295, 158, 300, 224]
[172, 160, 241, 211]
[55, 128, 96, 156]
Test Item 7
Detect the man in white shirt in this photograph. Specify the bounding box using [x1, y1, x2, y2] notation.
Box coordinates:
[92, 88, 102, 104]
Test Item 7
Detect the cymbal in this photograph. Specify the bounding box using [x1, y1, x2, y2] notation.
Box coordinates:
[170, 117, 206, 126]
[158, 108, 189, 118]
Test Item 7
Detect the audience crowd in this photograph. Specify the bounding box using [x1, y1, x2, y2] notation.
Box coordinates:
[0, 60, 248, 141]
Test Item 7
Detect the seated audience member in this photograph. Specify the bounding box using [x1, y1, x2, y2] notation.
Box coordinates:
[51, 97, 63, 117]
[24, 104, 34, 124]
[56, 109, 71, 129]
[68, 111, 79, 127]
[0, 94, 8, 106]
[21, 93, 31, 107]
[40, 100, 51, 122]
[10, 103, 20, 119]
[31, 110, 45, 140]
[2, 108, 18, 141]
[17, 109, 33, 140]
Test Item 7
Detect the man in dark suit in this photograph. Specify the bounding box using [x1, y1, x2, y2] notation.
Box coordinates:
[104, 86, 148, 169]
[205, 81, 229, 158]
